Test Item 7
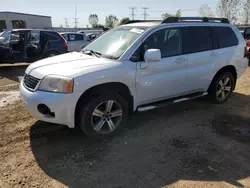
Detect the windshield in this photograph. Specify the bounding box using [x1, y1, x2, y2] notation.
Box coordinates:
[83, 26, 147, 59]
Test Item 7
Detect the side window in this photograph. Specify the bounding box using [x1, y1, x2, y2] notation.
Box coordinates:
[27, 31, 40, 44]
[10, 32, 21, 42]
[69, 34, 76, 41]
[130, 47, 142, 62]
[62, 34, 68, 41]
[75, 34, 84, 41]
[182, 26, 213, 54]
[213, 27, 238, 48]
[44, 32, 59, 41]
[142, 28, 182, 58]
[130, 28, 182, 62]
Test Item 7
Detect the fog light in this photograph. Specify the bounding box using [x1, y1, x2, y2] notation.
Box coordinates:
[37, 104, 50, 114]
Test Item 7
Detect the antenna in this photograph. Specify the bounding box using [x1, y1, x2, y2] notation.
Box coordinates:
[129, 7, 136, 20]
[142, 7, 149, 20]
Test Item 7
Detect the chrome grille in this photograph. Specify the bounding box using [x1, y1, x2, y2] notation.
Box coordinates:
[23, 74, 40, 90]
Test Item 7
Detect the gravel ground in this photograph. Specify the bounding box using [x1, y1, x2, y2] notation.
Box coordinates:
[0, 65, 27, 86]
[1, 69, 250, 188]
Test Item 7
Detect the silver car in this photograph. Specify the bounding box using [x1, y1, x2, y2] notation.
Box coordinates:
[60, 32, 87, 52]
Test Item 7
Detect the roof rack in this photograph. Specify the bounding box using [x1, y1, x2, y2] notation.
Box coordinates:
[125, 20, 162, 24]
[162, 17, 230, 24]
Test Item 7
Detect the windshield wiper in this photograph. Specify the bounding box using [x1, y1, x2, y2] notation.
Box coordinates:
[82, 49, 101, 58]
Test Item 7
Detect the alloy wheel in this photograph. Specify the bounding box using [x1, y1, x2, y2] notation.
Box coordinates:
[91, 100, 123, 134]
[216, 76, 233, 101]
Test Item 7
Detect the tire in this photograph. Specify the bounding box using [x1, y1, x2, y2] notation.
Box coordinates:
[208, 72, 235, 104]
[78, 91, 128, 140]
[45, 51, 59, 58]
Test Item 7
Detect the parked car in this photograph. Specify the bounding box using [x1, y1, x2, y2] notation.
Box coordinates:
[20, 17, 248, 139]
[60, 32, 87, 52]
[86, 33, 99, 43]
[0, 29, 68, 63]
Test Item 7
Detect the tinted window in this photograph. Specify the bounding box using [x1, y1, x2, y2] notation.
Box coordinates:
[44, 32, 59, 41]
[213, 27, 238, 48]
[182, 27, 213, 54]
[142, 28, 182, 58]
[75, 34, 84, 40]
[62, 34, 68, 41]
[27, 31, 40, 44]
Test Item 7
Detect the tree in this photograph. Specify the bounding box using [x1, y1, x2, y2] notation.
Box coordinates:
[89, 14, 99, 28]
[105, 15, 118, 28]
[242, 0, 250, 25]
[119, 17, 130, 25]
[199, 4, 214, 17]
[161, 9, 181, 19]
[217, 0, 241, 23]
[95, 24, 105, 29]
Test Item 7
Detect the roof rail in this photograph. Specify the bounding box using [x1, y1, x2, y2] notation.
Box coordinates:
[125, 20, 162, 24]
[162, 17, 230, 24]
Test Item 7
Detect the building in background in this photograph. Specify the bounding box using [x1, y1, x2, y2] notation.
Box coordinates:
[0, 11, 52, 32]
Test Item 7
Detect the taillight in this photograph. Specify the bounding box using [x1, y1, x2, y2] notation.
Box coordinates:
[247, 40, 250, 47]
[87, 39, 92, 43]
[64, 42, 68, 49]
[58, 33, 68, 50]
[244, 46, 248, 57]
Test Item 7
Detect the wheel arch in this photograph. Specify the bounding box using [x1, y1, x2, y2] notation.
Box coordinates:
[74, 82, 134, 127]
[208, 65, 237, 91]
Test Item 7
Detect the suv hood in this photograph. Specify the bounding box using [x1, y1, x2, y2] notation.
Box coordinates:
[25, 52, 115, 79]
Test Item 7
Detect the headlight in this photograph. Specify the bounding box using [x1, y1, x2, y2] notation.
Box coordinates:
[38, 75, 73, 93]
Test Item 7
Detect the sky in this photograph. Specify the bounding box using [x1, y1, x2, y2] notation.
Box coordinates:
[1, 0, 218, 27]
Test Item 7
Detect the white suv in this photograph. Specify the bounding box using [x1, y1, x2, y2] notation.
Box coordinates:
[20, 17, 248, 139]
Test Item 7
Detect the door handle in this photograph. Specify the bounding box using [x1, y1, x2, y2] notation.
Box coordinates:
[175, 58, 186, 64]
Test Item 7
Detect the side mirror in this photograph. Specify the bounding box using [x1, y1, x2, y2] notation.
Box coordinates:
[144, 49, 161, 62]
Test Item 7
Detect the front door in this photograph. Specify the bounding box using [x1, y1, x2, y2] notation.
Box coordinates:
[135, 27, 188, 105]
[0, 30, 12, 62]
[10, 30, 26, 61]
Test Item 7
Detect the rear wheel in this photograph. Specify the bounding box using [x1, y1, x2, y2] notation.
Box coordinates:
[78, 92, 128, 140]
[208, 72, 235, 104]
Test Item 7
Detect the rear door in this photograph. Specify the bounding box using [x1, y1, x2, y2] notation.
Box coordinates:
[182, 26, 216, 92]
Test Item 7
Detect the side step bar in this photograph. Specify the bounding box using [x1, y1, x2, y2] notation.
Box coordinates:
[137, 92, 208, 112]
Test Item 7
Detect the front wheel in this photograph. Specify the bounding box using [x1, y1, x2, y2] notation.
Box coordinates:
[208, 72, 235, 104]
[79, 92, 128, 140]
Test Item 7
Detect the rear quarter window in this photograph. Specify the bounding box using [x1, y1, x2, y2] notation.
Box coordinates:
[212, 26, 238, 48]
[44, 32, 60, 41]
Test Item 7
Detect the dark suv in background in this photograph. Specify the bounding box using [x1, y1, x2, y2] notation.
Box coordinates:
[0, 29, 68, 63]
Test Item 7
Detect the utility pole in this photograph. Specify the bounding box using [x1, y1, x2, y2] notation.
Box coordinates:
[64, 18, 69, 28]
[129, 7, 136, 20]
[141, 7, 149, 20]
[73, 5, 79, 31]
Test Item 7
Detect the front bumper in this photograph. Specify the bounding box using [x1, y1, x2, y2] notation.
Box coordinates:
[20, 80, 80, 128]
